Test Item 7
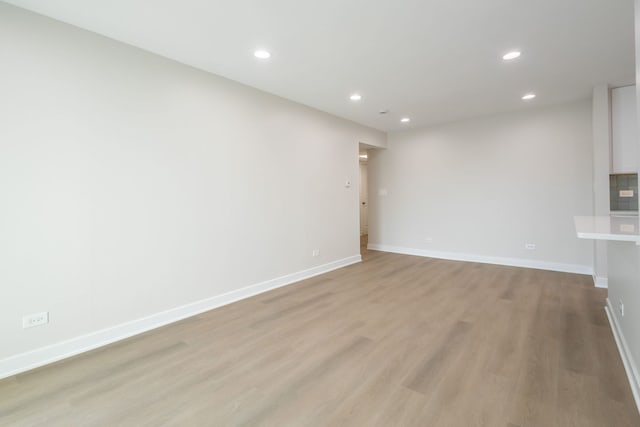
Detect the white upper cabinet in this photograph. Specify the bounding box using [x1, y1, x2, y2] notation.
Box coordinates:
[611, 85, 638, 174]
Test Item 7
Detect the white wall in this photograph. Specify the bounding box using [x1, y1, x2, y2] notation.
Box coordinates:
[603, 0, 640, 408]
[592, 85, 611, 285]
[607, 241, 640, 407]
[368, 101, 594, 272]
[0, 3, 385, 368]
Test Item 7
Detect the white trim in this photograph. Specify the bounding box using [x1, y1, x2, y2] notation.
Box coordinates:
[0, 255, 361, 380]
[605, 298, 640, 413]
[367, 243, 592, 275]
[593, 275, 609, 288]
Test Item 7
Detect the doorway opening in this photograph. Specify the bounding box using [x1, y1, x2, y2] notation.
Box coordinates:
[358, 142, 376, 258]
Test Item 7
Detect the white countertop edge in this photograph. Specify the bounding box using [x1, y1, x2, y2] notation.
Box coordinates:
[574, 216, 640, 244]
[576, 231, 640, 242]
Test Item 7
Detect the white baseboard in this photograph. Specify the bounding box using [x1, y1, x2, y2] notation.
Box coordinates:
[593, 275, 609, 289]
[605, 299, 640, 413]
[367, 243, 592, 275]
[0, 255, 361, 380]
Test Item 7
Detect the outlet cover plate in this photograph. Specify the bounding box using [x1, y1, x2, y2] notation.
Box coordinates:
[23, 312, 49, 329]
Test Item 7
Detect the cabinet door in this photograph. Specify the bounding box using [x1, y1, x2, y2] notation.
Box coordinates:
[611, 85, 638, 174]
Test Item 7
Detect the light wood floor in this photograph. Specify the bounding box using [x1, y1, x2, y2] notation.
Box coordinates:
[1, 246, 639, 426]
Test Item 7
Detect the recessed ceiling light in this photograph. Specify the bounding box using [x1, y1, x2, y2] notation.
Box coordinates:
[254, 50, 271, 59]
[350, 94, 362, 101]
[359, 154, 368, 159]
[400, 117, 411, 123]
[522, 93, 536, 100]
[503, 51, 521, 60]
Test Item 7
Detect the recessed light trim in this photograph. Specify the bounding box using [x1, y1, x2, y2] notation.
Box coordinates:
[503, 51, 521, 60]
[350, 94, 362, 101]
[254, 49, 271, 59]
[359, 154, 368, 159]
[400, 117, 410, 123]
[522, 93, 536, 100]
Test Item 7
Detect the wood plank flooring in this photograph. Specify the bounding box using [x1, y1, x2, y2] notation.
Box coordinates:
[1, 244, 639, 426]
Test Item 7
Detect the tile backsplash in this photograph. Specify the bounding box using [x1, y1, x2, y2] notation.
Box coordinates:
[610, 173, 638, 212]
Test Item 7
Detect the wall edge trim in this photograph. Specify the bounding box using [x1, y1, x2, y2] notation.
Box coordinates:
[0, 255, 361, 379]
[367, 243, 593, 275]
[605, 298, 640, 414]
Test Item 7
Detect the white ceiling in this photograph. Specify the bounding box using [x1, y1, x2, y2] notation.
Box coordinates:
[4, 0, 635, 131]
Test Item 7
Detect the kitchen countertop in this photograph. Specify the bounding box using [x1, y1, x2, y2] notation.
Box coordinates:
[574, 215, 640, 243]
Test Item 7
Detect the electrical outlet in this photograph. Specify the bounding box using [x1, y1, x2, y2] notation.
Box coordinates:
[312, 249, 320, 257]
[23, 312, 48, 329]
[525, 243, 536, 250]
[619, 300, 625, 317]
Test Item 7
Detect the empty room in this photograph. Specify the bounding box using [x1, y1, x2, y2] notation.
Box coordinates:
[1, 0, 640, 426]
